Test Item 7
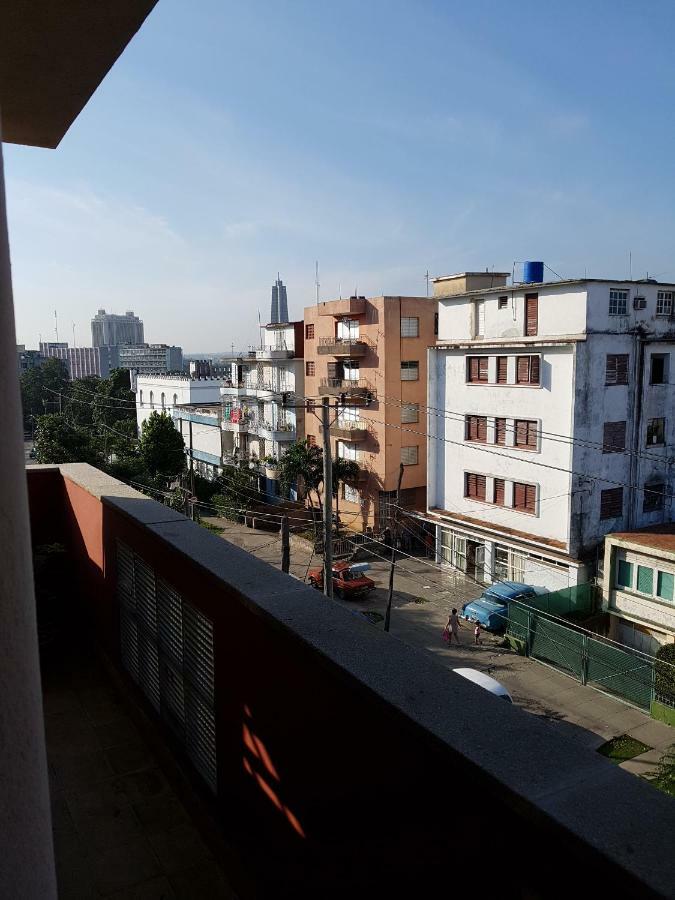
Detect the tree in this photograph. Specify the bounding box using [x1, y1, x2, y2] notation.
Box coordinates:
[20, 358, 69, 431]
[139, 411, 185, 480]
[34, 414, 98, 465]
[277, 440, 324, 508]
[212, 465, 258, 521]
[332, 457, 360, 532]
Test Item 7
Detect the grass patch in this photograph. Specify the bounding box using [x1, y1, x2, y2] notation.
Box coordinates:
[598, 734, 652, 764]
[646, 746, 675, 798]
[199, 520, 225, 535]
[413, 596, 430, 605]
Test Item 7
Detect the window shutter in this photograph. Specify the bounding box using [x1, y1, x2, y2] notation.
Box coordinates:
[530, 356, 540, 384]
[600, 487, 623, 519]
[494, 478, 505, 505]
[478, 358, 488, 381]
[515, 420, 528, 446]
[525, 484, 536, 512]
[476, 474, 486, 500]
[477, 417, 487, 441]
[615, 354, 628, 384]
[495, 418, 506, 445]
[466, 416, 476, 440]
[636, 566, 654, 595]
[469, 358, 479, 381]
[517, 357, 529, 383]
[526, 422, 537, 449]
[603, 421, 626, 453]
[465, 473, 476, 497]
[525, 295, 538, 336]
[513, 482, 526, 509]
[496, 357, 508, 384]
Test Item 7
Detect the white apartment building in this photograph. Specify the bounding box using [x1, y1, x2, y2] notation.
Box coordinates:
[426, 272, 675, 591]
[602, 528, 675, 655]
[220, 323, 304, 486]
[135, 374, 229, 432]
[172, 402, 224, 480]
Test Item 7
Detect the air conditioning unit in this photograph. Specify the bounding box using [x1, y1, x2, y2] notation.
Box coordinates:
[633, 297, 647, 310]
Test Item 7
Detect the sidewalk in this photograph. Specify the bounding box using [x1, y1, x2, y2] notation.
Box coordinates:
[203, 517, 673, 775]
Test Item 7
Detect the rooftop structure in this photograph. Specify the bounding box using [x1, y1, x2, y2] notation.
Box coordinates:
[91, 309, 145, 347]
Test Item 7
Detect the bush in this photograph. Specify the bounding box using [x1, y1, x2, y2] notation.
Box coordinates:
[655, 644, 675, 704]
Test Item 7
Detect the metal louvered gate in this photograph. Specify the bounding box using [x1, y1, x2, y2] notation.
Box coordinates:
[117, 540, 217, 791]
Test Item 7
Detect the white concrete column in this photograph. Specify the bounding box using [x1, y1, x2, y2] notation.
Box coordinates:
[0, 124, 57, 897]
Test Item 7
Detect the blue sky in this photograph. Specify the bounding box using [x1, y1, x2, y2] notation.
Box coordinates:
[6, 0, 675, 352]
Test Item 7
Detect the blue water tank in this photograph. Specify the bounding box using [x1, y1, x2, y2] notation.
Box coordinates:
[523, 260, 544, 283]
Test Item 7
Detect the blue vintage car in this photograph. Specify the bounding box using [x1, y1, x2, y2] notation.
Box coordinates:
[461, 581, 536, 632]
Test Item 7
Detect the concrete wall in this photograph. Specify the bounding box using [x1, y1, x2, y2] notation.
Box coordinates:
[136, 376, 225, 431]
[24, 464, 675, 900]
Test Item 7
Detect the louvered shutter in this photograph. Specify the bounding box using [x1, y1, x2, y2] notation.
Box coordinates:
[530, 356, 540, 384]
[615, 355, 628, 384]
[466, 416, 476, 440]
[494, 479, 505, 505]
[117, 541, 135, 608]
[183, 603, 216, 790]
[476, 474, 486, 500]
[603, 421, 626, 453]
[477, 417, 487, 441]
[466, 473, 476, 497]
[469, 357, 479, 382]
[496, 357, 508, 384]
[525, 295, 538, 336]
[515, 420, 528, 446]
[517, 357, 529, 383]
[513, 482, 526, 509]
[600, 487, 623, 519]
[495, 418, 506, 445]
[120, 607, 139, 682]
[478, 358, 488, 381]
[139, 633, 160, 712]
[524, 484, 536, 512]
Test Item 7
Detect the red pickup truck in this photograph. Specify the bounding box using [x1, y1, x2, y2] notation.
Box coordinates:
[308, 561, 376, 600]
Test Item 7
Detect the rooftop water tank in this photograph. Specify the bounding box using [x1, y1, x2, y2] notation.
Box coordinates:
[523, 261, 544, 284]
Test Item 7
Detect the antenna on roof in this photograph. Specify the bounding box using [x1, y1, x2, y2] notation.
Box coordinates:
[315, 260, 320, 305]
[629, 250, 632, 281]
[72, 322, 76, 347]
[54, 309, 59, 343]
[425, 269, 430, 297]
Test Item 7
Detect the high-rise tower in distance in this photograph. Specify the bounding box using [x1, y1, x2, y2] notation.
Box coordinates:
[270, 277, 289, 324]
[91, 309, 144, 346]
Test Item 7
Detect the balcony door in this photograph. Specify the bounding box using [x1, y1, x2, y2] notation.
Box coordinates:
[337, 318, 359, 341]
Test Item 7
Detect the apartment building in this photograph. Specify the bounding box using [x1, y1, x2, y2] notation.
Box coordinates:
[118, 342, 183, 374]
[91, 308, 144, 346]
[135, 373, 228, 431]
[173, 401, 224, 479]
[426, 271, 675, 590]
[602, 528, 675, 655]
[39, 341, 119, 378]
[220, 322, 304, 489]
[303, 295, 437, 531]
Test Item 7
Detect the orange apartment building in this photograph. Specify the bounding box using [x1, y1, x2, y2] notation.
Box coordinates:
[303, 295, 437, 531]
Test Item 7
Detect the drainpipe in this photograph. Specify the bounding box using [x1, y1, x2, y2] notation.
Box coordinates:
[0, 126, 57, 895]
[627, 332, 645, 529]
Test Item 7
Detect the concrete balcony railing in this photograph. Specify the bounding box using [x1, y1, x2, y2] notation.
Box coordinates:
[220, 381, 253, 398]
[222, 417, 251, 433]
[24, 463, 675, 900]
[255, 421, 297, 442]
[317, 337, 369, 358]
[318, 378, 374, 399]
[329, 420, 369, 441]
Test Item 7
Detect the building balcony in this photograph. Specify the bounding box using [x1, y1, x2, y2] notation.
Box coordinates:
[220, 382, 255, 398]
[20, 463, 675, 899]
[329, 421, 369, 441]
[318, 378, 374, 399]
[255, 347, 294, 360]
[317, 338, 369, 358]
[222, 418, 250, 433]
[318, 296, 366, 317]
[256, 422, 297, 442]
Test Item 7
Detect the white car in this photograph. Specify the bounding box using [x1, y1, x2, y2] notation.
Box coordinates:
[452, 668, 513, 703]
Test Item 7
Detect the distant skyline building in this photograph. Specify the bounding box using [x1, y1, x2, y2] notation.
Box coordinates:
[270, 277, 289, 324]
[117, 343, 183, 375]
[91, 309, 144, 347]
[39, 342, 119, 379]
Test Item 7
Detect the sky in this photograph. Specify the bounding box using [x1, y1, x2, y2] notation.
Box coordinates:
[6, 0, 675, 353]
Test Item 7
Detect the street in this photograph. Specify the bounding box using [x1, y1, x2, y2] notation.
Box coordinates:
[204, 516, 673, 777]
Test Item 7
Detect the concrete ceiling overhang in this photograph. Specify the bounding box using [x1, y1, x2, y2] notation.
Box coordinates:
[0, 1, 158, 148]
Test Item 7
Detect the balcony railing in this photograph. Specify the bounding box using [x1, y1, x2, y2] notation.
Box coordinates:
[318, 377, 374, 399]
[329, 420, 369, 441]
[317, 337, 369, 357]
[23, 464, 675, 900]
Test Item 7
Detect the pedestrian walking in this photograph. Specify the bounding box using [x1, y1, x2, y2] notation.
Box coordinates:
[474, 622, 482, 645]
[446, 608, 462, 645]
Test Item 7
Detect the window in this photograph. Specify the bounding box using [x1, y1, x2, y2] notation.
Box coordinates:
[657, 571, 674, 602]
[646, 417, 665, 446]
[643, 482, 665, 512]
[401, 446, 419, 465]
[496, 356, 508, 384]
[465, 472, 486, 501]
[650, 354, 668, 385]
[343, 483, 360, 503]
[400, 360, 419, 381]
[636, 565, 653, 595]
[616, 559, 633, 589]
[305, 323, 315, 339]
[498, 296, 508, 310]
[305, 361, 315, 376]
[337, 441, 357, 461]
[337, 318, 359, 341]
[466, 415, 487, 442]
[493, 478, 505, 506]
[494, 544, 525, 581]
[525, 294, 538, 336]
[474, 300, 485, 338]
[440, 529, 467, 572]
[149, 390, 154, 408]
[513, 482, 536, 513]
[600, 487, 623, 519]
[173, 394, 178, 405]
[307, 435, 316, 447]
[656, 291, 673, 317]
[343, 361, 359, 381]
[161, 392, 165, 409]
[516, 355, 540, 385]
[605, 354, 629, 385]
[139, 390, 143, 405]
[494, 418, 506, 445]
[602, 421, 626, 453]
[467, 356, 489, 383]
[401, 402, 419, 424]
[609, 289, 628, 315]
[401, 316, 419, 338]
[514, 419, 537, 449]
[434, 312, 439, 336]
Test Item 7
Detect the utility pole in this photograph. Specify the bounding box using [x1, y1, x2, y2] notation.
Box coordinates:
[384, 463, 405, 633]
[321, 397, 333, 598]
[281, 515, 290, 574]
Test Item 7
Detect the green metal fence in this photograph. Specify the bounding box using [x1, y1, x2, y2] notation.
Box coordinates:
[507, 600, 657, 711]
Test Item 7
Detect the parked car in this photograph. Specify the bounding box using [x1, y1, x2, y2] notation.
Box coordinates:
[460, 581, 536, 632]
[452, 668, 513, 703]
[308, 561, 376, 600]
